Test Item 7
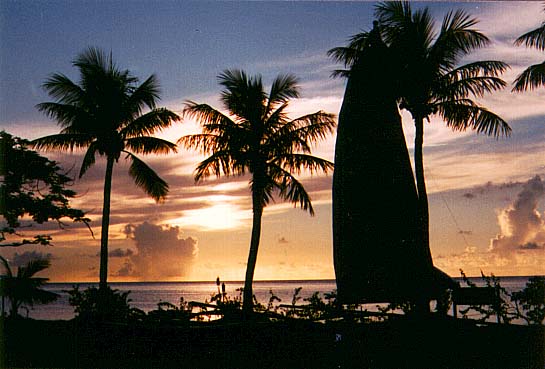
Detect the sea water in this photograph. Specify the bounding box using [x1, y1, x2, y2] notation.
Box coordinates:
[18, 277, 535, 321]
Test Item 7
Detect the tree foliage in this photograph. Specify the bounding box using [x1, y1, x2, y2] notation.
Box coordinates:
[180, 69, 335, 313]
[513, 6, 545, 92]
[328, 3, 510, 307]
[32, 47, 179, 289]
[0, 131, 89, 247]
[0, 254, 59, 317]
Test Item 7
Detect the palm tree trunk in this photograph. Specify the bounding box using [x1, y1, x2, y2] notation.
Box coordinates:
[414, 117, 432, 263]
[99, 156, 115, 291]
[414, 116, 433, 313]
[242, 191, 264, 315]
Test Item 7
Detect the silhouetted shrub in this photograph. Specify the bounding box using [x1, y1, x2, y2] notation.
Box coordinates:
[512, 276, 545, 325]
[66, 285, 143, 322]
[146, 298, 191, 324]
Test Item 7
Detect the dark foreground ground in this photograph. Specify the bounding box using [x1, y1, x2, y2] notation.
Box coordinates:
[1, 316, 543, 368]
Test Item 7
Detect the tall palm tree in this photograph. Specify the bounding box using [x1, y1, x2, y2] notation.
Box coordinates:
[330, 2, 510, 302]
[513, 6, 545, 92]
[0, 255, 59, 317]
[179, 70, 336, 313]
[32, 48, 179, 290]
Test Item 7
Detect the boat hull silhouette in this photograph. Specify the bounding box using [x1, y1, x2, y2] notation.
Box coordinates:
[332, 29, 433, 304]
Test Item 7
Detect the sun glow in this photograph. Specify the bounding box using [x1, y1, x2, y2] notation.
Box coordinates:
[170, 203, 251, 231]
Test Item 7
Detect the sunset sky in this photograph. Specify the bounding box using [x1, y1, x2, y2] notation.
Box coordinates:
[1, 1, 544, 282]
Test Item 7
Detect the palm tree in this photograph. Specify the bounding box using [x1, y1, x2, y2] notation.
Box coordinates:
[330, 3, 511, 303]
[0, 255, 59, 317]
[32, 48, 179, 290]
[513, 6, 545, 92]
[179, 70, 336, 313]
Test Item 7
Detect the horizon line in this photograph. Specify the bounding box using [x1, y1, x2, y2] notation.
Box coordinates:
[47, 275, 543, 284]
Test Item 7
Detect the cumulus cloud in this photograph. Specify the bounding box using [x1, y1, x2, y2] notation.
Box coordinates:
[489, 176, 545, 255]
[119, 222, 198, 280]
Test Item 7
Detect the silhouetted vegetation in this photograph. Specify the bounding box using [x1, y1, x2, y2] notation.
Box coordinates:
[512, 277, 545, 325]
[0, 131, 89, 247]
[329, 2, 510, 311]
[66, 285, 143, 322]
[179, 70, 336, 313]
[458, 271, 545, 325]
[32, 48, 180, 290]
[3, 280, 544, 368]
[0, 255, 59, 317]
[513, 6, 545, 92]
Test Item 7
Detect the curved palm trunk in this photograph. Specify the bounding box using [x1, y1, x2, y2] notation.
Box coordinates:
[413, 117, 433, 265]
[242, 188, 264, 315]
[99, 156, 115, 291]
[413, 116, 434, 313]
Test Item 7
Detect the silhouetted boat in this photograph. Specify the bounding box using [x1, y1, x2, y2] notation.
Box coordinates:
[332, 24, 453, 304]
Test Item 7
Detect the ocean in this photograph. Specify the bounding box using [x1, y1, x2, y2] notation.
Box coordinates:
[16, 276, 535, 321]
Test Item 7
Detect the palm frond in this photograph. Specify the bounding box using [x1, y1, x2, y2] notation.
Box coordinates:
[267, 74, 300, 108]
[280, 111, 337, 145]
[327, 46, 360, 68]
[31, 133, 94, 152]
[183, 102, 236, 132]
[265, 111, 336, 156]
[447, 60, 509, 79]
[79, 142, 99, 178]
[124, 74, 160, 116]
[327, 34, 371, 78]
[438, 72, 506, 100]
[42, 73, 85, 105]
[178, 134, 223, 154]
[122, 108, 180, 138]
[0, 255, 13, 278]
[17, 258, 51, 279]
[125, 136, 177, 155]
[74, 47, 111, 73]
[437, 100, 511, 137]
[515, 23, 545, 50]
[375, 1, 414, 45]
[125, 152, 169, 202]
[264, 103, 290, 131]
[512, 62, 545, 92]
[218, 69, 266, 121]
[193, 150, 244, 181]
[432, 9, 489, 71]
[273, 153, 334, 175]
[270, 165, 314, 216]
[35, 102, 91, 129]
[331, 69, 351, 79]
